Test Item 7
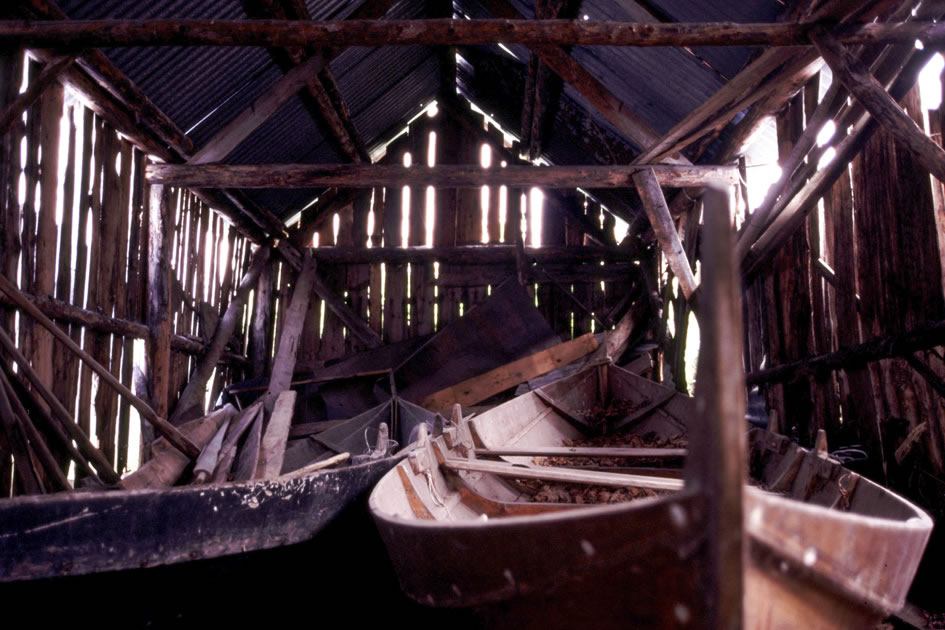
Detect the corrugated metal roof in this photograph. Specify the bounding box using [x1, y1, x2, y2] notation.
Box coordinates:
[52, 0, 788, 220]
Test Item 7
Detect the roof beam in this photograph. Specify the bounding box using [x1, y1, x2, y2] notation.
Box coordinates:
[742, 46, 935, 278]
[146, 163, 740, 189]
[187, 52, 330, 164]
[812, 30, 945, 184]
[240, 0, 376, 164]
[0, 19, 936, 48]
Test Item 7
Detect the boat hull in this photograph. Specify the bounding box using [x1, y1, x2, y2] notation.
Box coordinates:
[369, 365, 932, 628]
[0, 455, 400, 582]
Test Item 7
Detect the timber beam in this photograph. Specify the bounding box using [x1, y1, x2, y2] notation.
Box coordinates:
[0, 19, 937, 49]
[146, 163, 739, 189]
[304, 245, 630, 264]
[633, 168, 698, 300]
[746, 320, 945, 386]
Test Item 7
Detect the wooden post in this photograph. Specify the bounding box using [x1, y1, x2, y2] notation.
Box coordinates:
[687, 185, 745, 628]
[148, 183, 172, 421]
[32, 81, 63, 392]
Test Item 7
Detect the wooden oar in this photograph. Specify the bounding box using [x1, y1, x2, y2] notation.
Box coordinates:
[442, 457, 683, 491]
[474, 446, 686, 458]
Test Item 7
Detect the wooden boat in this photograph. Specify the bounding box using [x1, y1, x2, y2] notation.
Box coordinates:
[369, 363, 933, 628]
[0, 397, 437, 583]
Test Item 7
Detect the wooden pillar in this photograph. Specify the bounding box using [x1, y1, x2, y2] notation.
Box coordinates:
[148, 183, 172, 420]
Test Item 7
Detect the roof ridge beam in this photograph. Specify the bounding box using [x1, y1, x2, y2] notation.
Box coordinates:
[0, 19, 937, 48]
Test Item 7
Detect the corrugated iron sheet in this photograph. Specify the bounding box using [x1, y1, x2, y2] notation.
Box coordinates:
[52, 0, 786, 221]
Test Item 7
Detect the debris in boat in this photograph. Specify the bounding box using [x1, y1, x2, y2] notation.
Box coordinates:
[519, 429, 687, 505]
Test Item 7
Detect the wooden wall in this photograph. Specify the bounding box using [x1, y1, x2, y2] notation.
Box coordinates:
[0, 56, 254, 492]
[746, 72, 945, 493]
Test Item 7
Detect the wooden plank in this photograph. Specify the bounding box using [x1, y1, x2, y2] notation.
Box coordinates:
[421, 332, 599, 410]
[443, 457, 684, 491]
[145, 162, 739, 189]
[0, 324, 120, 483]
[2, 360, 101, 484]
[1, 19, 934, 48]
[385, 262, 406, 344]
[262, 252, 317, 415]
[211, 401, 262, 483]
[633, 167, 698, 300]
[52, 103, 77, 436]
[255, 389, 297, 479]
[812, 31, 945, 184]
[231, 405, 263, 482]
[95, 128, 122, 464]
[148, 183, 172, 422]
[0, 365, 71, 492]
[19, 60, 41, 357]
[0, 364, 44, 495]
[306, 245, 629, 264]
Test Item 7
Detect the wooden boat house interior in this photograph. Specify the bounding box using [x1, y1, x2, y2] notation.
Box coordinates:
[1, 0, 945, 626]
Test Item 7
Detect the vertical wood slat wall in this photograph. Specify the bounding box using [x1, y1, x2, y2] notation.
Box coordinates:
[284, 107, 627, 372]
[746, 72, 945, 489]
[0, 58, 254, 493]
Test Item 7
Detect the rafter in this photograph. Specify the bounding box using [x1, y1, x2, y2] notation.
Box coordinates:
[812, 30, 945, 184]
[187, 53, 330, 165]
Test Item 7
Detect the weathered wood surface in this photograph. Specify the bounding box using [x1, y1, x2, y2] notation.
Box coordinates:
[170, 246, 269, 423]
[443, 457, 684, 491]
[146, 163, 737, 189]
[420, 332, 599, 410]
[0, 452, 399, 581]
[262, 253, 317, 415]
[120, 406, 235, 490]
[633, 167, 698, 300]
[812, 31, 945, 184]
[474, 446, 686, 458]
[0, 290, 248, 364]
[148, 184, 172, 421]
[0, 19, 937, 48]
[687, 186, 745, 627]
[0, 54, 74, 137]
[305, 245, 629, 264]
[255, 390, 297, 480]
[746, 320, 945, 386]
[0, 325, 120, 484]
[0, 272, 201, 460]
